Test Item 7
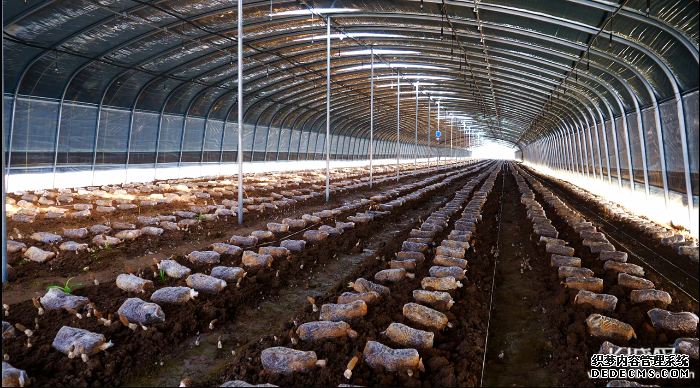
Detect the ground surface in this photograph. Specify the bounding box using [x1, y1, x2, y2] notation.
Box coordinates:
[2, 161, 698, 387]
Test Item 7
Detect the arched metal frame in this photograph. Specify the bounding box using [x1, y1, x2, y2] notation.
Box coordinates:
[2, 1, 698, 217]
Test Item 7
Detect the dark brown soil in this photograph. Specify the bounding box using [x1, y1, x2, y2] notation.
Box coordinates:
[520, 165, 699, 387]
[5, 161, 697, 387]
[1, 162, 482, 387]
[3, 165, 455, 305]
[217, 164, 503, 387]
[482, 164, 559, 386]
[523, 166, 699, 298]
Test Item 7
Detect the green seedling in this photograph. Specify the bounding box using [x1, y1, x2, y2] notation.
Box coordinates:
[91, 251, 100, 260]
[46, 277, 83, 295]
[104, 242, 112, 251]
[150, 206, 155, 212]
[195, 212, 205, 221]
[157, 269, 167, 284]
[18, 259, 28, 266]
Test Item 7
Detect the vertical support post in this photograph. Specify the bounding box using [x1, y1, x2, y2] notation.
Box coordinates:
[449, 114, 453, 160]
[653, 102, 670, 213]
[584, 119, 597, 185]
[610, 115, 623, 191]
[396, 71, 400, 182]
[600, 116, 612, 187]
[437, 100, 440, 166]
[91, 102, 103, 186]
[369, 46, 374, 188]
[325, 19, 331, 201]
[620, 112, 635, 197]
[237, 0, 244, 225]
[635, 108, 650, 201]
[51, 99, 64, 189]
[592, 115, 604, 183]
[675, 93, 695, 227]
[558, 131, 566, 175]
[577, 122, 589, 182]
[414, 82, 418, 175]
[154, 108, 165, 179]
[124, 105, 136, 184]
[565, 128, 576, 181]
[427, 100, 431, 172]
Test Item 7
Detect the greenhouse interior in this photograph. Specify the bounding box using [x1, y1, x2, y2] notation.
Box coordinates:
[1, 0, 698, 387]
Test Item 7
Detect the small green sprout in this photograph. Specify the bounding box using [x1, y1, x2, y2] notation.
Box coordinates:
[157, 269, 167, 284]
[46, 277, 83, 294]
[104, 242, 112, 251]
[18, 259, 28, 266]
[195, 212, 205, 221]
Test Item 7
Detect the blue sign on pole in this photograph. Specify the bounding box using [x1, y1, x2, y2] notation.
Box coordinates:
[435, 131, 441, 138]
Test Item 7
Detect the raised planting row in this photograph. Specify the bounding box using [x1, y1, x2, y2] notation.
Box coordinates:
[521, 166, 698, 265]
[4, 160, 474, 286]
[6, 159, 466, 242]
[1, 160, 492, 387]
[6, 160, 465, 225]
[512, 163, 698, 387]
[212, 163, 504, 386]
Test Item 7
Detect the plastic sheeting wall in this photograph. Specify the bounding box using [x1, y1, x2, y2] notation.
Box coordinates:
[2, 95, 465, 190]
[522, 90, 699, 236]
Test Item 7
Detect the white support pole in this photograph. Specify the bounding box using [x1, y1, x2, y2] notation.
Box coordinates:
[427, 100, 431, 173]
[450, 114, 453, 160]
[325, 19, 331, 201]
[414, 82, 418, 175]
[369, 46, 374, 188]
[237, 0, 244, 225]
[396, 71, 400, 182]
[437, 100, 441, 166]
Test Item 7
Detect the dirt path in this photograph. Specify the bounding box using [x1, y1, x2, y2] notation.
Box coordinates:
[482, 164, 555, 386]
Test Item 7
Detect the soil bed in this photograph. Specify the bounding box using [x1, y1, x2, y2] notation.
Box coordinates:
[2, 163, 481, 387]
[3, 165, 457, 306]
[521, 165, 698, 387]
[217, 163, 503, 387]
